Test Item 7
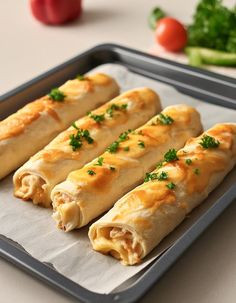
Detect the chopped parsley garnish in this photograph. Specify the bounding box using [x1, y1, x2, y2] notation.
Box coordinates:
[194, 168, 200, 175]
[144, 171, 168, 182]
[87, 112, 105, 123]
[156, 161, 163, 169]
[158, 171, 168, 180]
[158, 113, 174, 125]
[138, 140, 145, 148]
[199, 135, 220, 149]
[77, 74, 86, 80]
[185, 158, 192, 165]
[87, 170, 96, 176]
[109, 166, 116, 171]
[95, 157, 104, 166]
[69, 134, 82, 151]
[69, 125, 94, 151]
[124, 146, 130, 152]
[119, 131, 130, 142]
[164, 149, 179, 162]
[107, 130, 132, 153]
[48, 88, 65, 102]
[107, 141, 120, 153]
[106, 103, 128, 117]
[166, 182, 176, 190]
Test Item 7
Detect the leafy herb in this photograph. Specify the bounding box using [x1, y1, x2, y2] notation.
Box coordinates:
[148, 7, 166, 30]
[87, 112, 105, 123]
[158, 171, 168, 180]
[95, 157, 104, 166]
[69, 126, 94, 151]
[144, 171, 168, 182]
[119, 131, 130, 142]
[188, 0, 236, 53]
[107, 141, 120, 153]
[138, 140, 145, 148]
[124, 146, 130, 152]
[199, 135, 220, 148]
[109, 166, 116, 171]
[106, 103, 128, 117]
[69, 134, 82, 151]
[194, 168, 200, 175]
[156, 161, 163, 169]
[87, 170, 96, 176]
[166, 182, 176, 190]
[185, 158, 192, 165]
[164, 149, 179, 162]
[77, 74, 86, 81]
[48, 88, 65, 102]
[157, 113, 174, 125]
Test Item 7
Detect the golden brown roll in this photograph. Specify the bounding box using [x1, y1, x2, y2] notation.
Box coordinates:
[89, 123, 236, 265]
[51, 104, 202, 231]
[13, 88, 161, 207]
[0, 73, 119, 180]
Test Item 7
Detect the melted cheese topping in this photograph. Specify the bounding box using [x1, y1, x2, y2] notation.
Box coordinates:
[0, 73, 114, 141]
[67, 105, 197, 189]
[104, 123, 236, 224]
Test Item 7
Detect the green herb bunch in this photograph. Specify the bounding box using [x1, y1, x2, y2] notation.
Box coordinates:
[188, 0, 236, 53]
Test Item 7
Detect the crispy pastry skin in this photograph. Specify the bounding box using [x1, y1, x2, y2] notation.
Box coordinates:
[13, 88, 161, 207]
[89, 123, 236, 265]
[0, 73, 119, 180]
[51, 104, 202, 231]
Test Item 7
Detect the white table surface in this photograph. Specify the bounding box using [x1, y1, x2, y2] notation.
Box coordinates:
[1, 0, 235, 302]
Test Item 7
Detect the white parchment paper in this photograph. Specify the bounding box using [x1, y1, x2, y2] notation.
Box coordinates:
[0, 64, 235, 294]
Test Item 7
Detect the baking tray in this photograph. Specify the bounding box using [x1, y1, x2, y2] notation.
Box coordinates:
[0, 44, 235, 303]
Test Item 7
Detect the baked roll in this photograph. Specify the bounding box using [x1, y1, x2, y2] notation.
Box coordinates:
[13, 88, 161, 207]
[51, 104, 202, 231]
[0, 73, 119, 180]
[89, 123, 236, 265]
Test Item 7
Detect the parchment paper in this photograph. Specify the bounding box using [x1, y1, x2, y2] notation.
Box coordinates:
[0, 64, 235, 294]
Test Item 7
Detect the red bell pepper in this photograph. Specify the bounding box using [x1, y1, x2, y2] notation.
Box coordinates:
[30, 0, 82, 25]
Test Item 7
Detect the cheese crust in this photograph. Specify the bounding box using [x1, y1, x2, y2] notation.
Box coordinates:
[0, 73, 119, 180]
[13, 88, 161, 207]
[89, 123, 236, 265]
[51, 104, 202, 231]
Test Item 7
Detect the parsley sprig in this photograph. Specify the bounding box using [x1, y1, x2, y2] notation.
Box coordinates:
[48, 88, 65, 102]
[199, 135, 220, 149]
[87, 112, 105, 123]
[106, 130, 132, 153]
[166, 182, 176, 190]
[106, 103, 128, 117]
[144, 171, 168, 182]
[95, 157, 104, 166]
[87, 170, 96, 176]
[157, 113, 174, 125]
[164, 149, 179, 162]
[69, 123, 94, 151]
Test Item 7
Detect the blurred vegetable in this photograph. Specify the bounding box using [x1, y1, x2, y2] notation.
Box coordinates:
[30, 0, 82, 25]
[188, 0, 236, 53]
[155, 18, 187, 51]
[186, 47, 236, 67]
[148, 7, 166, 30]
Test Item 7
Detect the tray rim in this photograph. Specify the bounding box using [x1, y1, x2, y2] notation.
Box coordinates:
[0, 43, 236, 303]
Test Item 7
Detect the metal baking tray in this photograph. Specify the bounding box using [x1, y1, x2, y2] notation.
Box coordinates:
[0, 44, 235, 303]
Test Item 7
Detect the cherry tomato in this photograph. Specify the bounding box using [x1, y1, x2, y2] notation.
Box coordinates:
[155, 17, 187, 52]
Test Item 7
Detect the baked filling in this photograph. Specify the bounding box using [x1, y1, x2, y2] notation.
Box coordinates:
[92, 226, 143, 265]
[52, 193, 80, 232]
[15, 174, 48, 206]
